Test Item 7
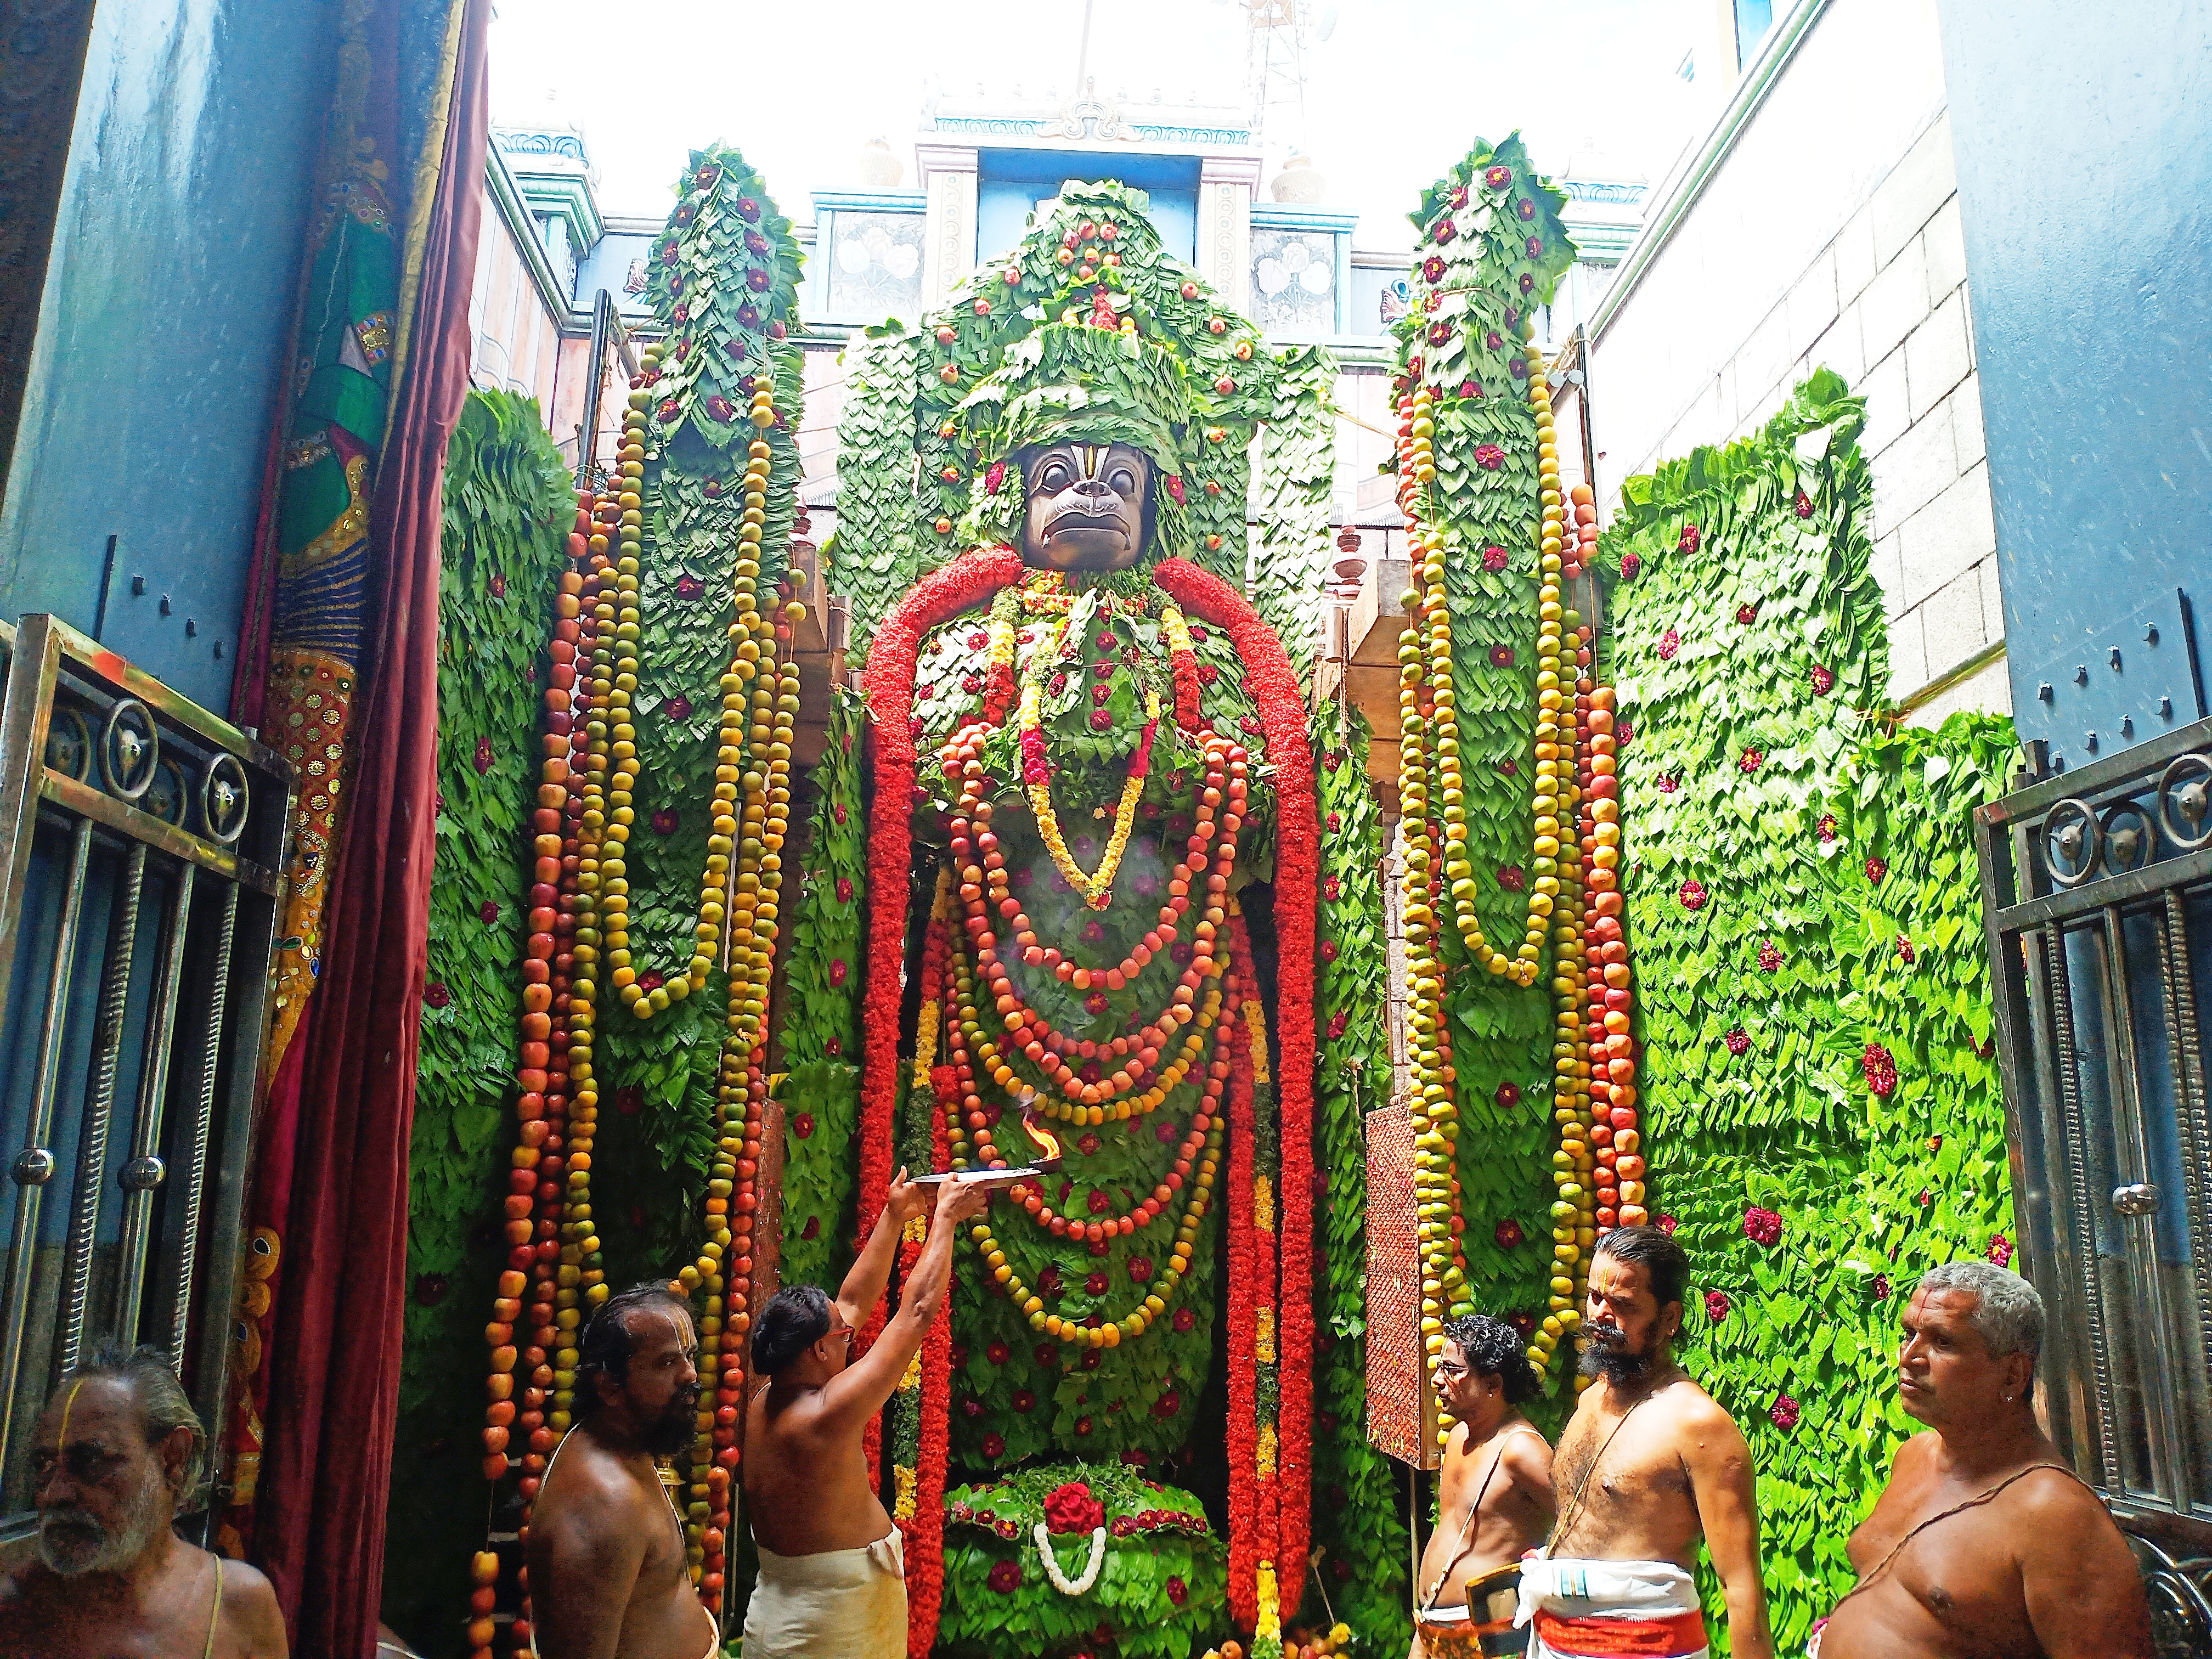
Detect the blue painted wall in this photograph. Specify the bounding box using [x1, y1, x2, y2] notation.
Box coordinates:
[0, 0, 341, 715]
[1936, 0, 2211, 765]
[975, 149, 1199, 268]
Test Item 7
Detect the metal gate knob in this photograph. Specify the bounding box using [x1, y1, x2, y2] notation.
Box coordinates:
[10, 1147, 54, 1184]
[2112, 1182, 2160, 1216]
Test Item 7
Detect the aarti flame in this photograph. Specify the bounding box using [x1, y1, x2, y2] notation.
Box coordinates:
[1019, 1103, 1063, 1167]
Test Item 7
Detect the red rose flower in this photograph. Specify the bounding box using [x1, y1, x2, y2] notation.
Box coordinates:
[1433, 216, 1457, 244]
[1129, 1255, 1153, 1281]
[1489, 644, 1516, 668]
[835, 877, 854, 904]
[424, 982, 450, 1009]
[1658, 773, 1680, 795]
[1743, 1205, 1784, 1247]
[793, 1112, 815, 1139]
[1678, 523, 1702, 553]
[1810, 663, 1836, 695]
[1620, 552, 1642, 579]
[1725, 1026, 1751, 1056]
[473, 736, 494, 776]
[1044, 1482, 1106, 1534]
[1497, 865, 1526, 892]
[1758, 939, 1781, 972]
[1658, 1214, 1679, 1235]
[652, 808, 680, 836]
[1874, 1273, 1891, 1299]
[1897, 934, 1916, 964]
[1816, 814, 1838, 843]
[987, 1558, 1021, 1593]
[1474, 444, 1506, 470]
[1166, 1575, 1188, 1606]
[1795, 490, 1814, 518]
[1497, 1081, 1520, 1108]
[675, 574, 704, 600]
[823, 1037, 840, 1057]
[1987, 1233, 2013, 1267]
[479, 900, 500, 924]
[1495, 1218, 1523, 1249]
[1739, 748, 1764, 774]
[986, 1340, 1009, 1365]
[829, 958, 849, 988]
[1421, 255, 1446, 283]
[1427, 320, 1452, 347]
[1678, 879, 1708, 911]
[1076, 1133, 1102, 1156]
[1482, 545, 1509, 571]
[1770, 1395, 1800, 1431]
[1326, 1011, 1348, 1040]
[1322, 874, 1341, 901]
[1173, 1307, 1196, 1333]
[1656, 628, 1680, 661]
[833, 802, 847, 825]
[981, 1434, 1005, 1460]
[1485, 164, 1512, 188]
[1617, 719, 1634, 747]
[1706, 1289, 1731, 1322]
[1866, 855, 1888, 883]
[1086, 1193, 1110, 1217]
[1736, 603, 1759, 625]
[1319, 939, 1339, 963]
[1864, 1042, 1899, 1097]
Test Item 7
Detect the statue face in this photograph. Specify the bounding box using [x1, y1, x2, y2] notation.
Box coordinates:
[1020, 443, 1153, 571]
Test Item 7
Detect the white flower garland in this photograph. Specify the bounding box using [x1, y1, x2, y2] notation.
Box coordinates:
[1031, 1521, 1108, 1596]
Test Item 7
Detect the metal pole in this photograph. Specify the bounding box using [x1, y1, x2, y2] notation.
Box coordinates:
[0, 816, 95, 1459]
[57, 840, 150, 1372]
[114, 862, 196, 1341]
[168, 883, 238, 1373]
[575, 289, 616, 489]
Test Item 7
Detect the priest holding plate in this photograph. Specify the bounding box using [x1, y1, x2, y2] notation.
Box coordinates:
[741, 1168, 992, 1657]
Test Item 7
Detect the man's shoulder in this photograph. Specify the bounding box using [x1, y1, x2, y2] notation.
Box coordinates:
[1656, 1376, 1748, 1442]
[2004, 1460, 2115, 1530]
[536, 1437, 659, 1533]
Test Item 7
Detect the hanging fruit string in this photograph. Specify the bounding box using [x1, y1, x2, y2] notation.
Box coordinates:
[1393, 385, 1545, 988]
[1525, 346, 1596, 1381]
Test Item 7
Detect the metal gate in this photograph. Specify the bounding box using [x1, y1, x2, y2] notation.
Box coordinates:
[0, 614, 291, 1541]
[1975, 712, 2212, 1650]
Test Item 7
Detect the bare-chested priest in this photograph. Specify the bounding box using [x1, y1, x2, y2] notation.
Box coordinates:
[1518, 1224, 1774, 1659]
[529, 1281, 720, 1659]
[1412, 1313, 1556, 1658]
[1812, 1261, 2150, 1659]
[742, 1168, 989, 1658]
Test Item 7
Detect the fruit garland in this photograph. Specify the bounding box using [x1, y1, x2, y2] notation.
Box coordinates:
[1395, 383, 1547, 987]
[466, 500, 596, 1659]
[1150, 556, 1314, 1630]
[1522, 347, 1602, 1382]
[1576, 674, 1645, 1234]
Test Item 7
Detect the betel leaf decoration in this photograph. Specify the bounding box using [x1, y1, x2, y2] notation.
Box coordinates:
[585, 142, 806, 1277]
[1309, 712, 1411, 1651]
[1253, 344, 1339, 691]
[387, 390, 576, 1641]
[1602, 366, 2017, 1652]
[1389, 134, 1578, 1399]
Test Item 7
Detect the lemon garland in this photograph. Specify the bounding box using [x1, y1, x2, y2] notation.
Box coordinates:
[1396, 383, 1545, 988]
[566, 349, 799, 1586]
[1525, 347, 1599, 1382]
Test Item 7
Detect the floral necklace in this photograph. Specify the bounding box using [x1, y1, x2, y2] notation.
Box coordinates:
[1015, 604, 1160, 910]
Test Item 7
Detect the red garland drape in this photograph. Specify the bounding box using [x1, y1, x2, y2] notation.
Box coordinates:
[855, 547, 1025, 1478]
[1153, 559, 1316, 1622]
[247, 7, 488, 1655]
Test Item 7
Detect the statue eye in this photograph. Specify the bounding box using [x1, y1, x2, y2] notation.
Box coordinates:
[1039, 461, 1072, 491]
[1108, 468, 1136, 494]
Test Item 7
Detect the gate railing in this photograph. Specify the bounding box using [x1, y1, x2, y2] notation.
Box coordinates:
[0, 615, 291, 1539]
[1974, 712, 2212, 1650]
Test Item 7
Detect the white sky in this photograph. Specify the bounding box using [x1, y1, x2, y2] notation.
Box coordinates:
[489, 0, 1711, 251]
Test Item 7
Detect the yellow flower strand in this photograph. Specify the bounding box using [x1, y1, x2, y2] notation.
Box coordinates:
[1019, 682, 1160, 909]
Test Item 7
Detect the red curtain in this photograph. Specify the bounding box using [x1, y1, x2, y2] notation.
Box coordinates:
[249, 4, 489, 1652]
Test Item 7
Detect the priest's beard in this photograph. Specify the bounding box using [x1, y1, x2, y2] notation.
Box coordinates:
[37, 1464, 167, 1576]
[1578, 1321, 1656, 1389]
[640, 1383, 701, 1458]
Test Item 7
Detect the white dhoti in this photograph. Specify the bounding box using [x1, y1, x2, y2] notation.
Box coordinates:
[741, 1528, 908, 1659]
[1515, 1553, 1709, 1658]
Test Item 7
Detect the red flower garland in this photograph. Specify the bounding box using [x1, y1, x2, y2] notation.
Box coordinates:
[1222, 918, 1260, 1630]
[857, 546, 1026, 1479]
[1155, 558, 1315, 1617]
[905, 1039, 956, 1656]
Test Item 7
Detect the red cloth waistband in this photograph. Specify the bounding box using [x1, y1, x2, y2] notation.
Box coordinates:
[1533, 1607, 1708, 1657]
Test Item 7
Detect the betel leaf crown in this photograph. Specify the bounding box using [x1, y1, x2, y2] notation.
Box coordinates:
[953, 320, 1195, 556]
[831, 178, 1333, 651]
